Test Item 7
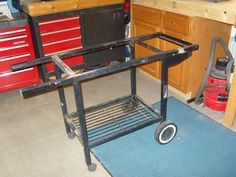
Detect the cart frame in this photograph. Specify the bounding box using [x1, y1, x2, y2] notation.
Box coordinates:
[12, 32, 198, 171]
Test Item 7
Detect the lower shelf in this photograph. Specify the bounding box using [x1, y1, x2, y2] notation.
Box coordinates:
[66, 95, 162, 148]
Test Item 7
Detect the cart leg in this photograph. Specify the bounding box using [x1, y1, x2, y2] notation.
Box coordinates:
[73, 81, 96, 171]
[130, 44, 136, 96]
[55, 65, 75, 139]
[160, 58, 169, 122]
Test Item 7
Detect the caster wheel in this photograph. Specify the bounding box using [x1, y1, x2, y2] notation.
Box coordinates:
[155, 120, 177, 145]
[88, 163, 97, 171]
[68, 132, 76, 139]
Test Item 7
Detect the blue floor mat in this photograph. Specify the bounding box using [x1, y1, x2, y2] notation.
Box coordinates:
[92, 97, 236, 177]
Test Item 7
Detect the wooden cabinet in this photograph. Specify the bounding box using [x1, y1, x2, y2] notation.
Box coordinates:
[132, 5, 161, 78]
[132, 4, 231, 96]
[133, 21, 161, 78]
[161, 31, 188, 91]
[161, 12, 191, 92]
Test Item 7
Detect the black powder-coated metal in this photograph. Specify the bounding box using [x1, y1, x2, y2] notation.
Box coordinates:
[137, 40, 163, 53]
[130, 44, 136, 96]
[11, 33, 194, 72]
[66, 95, 162, 148]
[73, 80, 92, 166]
[160, 58, 169, 122]
[12, 32, 198, 170]
[54, 64, 72, 135]
[28, 15, 48, 81]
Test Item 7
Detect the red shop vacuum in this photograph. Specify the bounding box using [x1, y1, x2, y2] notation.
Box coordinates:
[194, 37, 235, 111]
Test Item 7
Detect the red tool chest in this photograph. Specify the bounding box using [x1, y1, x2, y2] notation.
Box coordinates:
[37, 14, 84, 74]
[0, 20, 40, 93]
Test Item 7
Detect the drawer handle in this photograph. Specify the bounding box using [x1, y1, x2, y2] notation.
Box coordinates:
[0, 68, 33, 77]
[43, 36, 82, 47]
[172, 21, 176, 25]
[0, 35, 27, 42]
[13, 41, 26, 45]
[0, 44, 29, 51]
[39, 16, 80, 25]
[41, 27, 81, 36]
[0, 29, 26, 36]
[0, 53, 31, 62]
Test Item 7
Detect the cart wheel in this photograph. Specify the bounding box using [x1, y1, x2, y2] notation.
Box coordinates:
[88, 163, 97, 171]
[155, 120, 177, 145]
[68, 132, 76, 139]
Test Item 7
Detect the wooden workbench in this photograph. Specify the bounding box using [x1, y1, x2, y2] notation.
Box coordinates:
[21, 0, 124, 16]
[133, 0, 236, 25]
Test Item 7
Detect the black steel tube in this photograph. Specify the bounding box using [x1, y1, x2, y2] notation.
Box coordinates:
[20, 45, 198, 98]
[73, 80, 92, 166]
[130, 44, 136, 95]
[158, 33, 192, 47]
[12, 33, 161, 71]
[136, 40, 163, 53]
[160, 58, 169, 121]
[30, 16, 48, 82]
[11, 32, 195, 71]
[55, 64, 71, 135]
[89, 118, 161, 148]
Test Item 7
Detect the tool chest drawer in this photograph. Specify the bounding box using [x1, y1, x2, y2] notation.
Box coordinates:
[162, 12, 189, 35]
[40, 27, 81, 43]
[0, 53, 32, 73]
[0, 43, 31, 57]
[34, 14, 84, 77]
[0, 34, 29, 48]
[39, 15, 81, 33]
[43, 37, 82, 55]
[0, 21, 40, 93]
[0, 26, 28, 38]
[0, 68, 39, 92]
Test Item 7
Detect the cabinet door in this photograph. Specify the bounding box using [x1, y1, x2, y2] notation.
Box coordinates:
[161, 30, 190, 92]
[133, 20, 161, 78]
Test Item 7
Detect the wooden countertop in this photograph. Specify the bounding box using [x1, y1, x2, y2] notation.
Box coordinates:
[21, 0, 124, 16]
[133, 0, 236, 25]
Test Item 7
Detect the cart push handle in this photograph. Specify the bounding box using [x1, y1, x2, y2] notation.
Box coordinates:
[12, 33, 198, 98]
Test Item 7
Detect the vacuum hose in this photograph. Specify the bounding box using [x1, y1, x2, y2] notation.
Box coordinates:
[194, 37, 234, 105]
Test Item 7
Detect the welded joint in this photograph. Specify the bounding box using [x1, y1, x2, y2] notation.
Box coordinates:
[52, 55, 75, 77]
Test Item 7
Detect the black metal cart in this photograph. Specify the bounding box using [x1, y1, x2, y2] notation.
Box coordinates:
[12, 32, 198, 171]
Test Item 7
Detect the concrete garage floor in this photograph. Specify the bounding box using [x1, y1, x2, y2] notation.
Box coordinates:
[0, 70, 235, 177]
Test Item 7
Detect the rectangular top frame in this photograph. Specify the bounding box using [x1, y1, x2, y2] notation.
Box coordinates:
[11, 32, 199, 97]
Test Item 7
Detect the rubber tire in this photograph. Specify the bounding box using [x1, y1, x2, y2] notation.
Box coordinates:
[155, 120, 177, 145]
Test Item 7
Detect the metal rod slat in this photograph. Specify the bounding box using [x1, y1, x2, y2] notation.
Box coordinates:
[86, 102, 143, 123]
[88, 118, 160, 148]
[87, 107, 151, 131]
[88, 113, 154, 141]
